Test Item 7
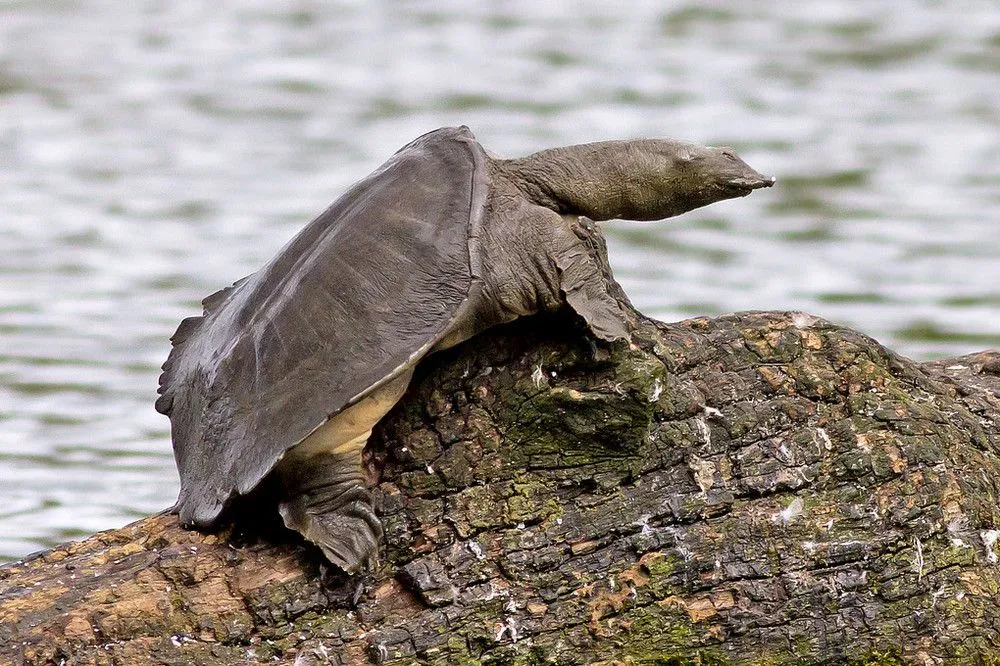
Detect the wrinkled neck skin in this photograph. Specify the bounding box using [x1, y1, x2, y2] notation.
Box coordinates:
[497, 138, 771, 222]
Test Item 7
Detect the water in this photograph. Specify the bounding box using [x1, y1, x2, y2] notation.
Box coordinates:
[1, 0, 997, 562]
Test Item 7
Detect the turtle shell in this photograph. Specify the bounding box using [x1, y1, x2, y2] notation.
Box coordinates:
[156, 126, 487, 526]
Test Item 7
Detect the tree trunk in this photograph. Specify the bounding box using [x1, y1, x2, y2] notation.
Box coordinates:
[2, 306, 999, 665]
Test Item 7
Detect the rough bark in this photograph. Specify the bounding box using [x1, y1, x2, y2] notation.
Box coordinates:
[2, 307, 1000, 666]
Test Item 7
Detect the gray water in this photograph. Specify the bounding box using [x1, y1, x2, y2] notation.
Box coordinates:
[1, 0, 998, 562]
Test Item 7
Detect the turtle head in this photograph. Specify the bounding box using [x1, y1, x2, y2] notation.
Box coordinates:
[501, 138, 774, 222]
[656, 142, 776, 218]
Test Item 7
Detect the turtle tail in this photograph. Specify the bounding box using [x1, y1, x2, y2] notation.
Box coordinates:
[276, 449, 383, 572]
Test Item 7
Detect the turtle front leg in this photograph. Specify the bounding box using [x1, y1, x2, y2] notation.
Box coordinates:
[276, 442, 381, 573]
[549, 215, 630, 343]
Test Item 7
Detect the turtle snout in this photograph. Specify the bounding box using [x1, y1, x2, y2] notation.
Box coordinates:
[715, 147, 775, 192]
[745, 173, 777, 189]
[725, 170, 776, 196]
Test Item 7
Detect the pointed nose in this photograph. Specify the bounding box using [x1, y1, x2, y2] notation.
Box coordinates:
[716, 147, 775, 190]
[734, 171, 776, 190]
[740, 162, 776, 190]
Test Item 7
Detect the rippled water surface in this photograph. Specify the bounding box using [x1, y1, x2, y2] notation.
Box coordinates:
[1, 0, 998, 561]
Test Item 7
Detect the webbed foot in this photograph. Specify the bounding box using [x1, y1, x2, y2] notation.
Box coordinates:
[276, 449, 382, 573]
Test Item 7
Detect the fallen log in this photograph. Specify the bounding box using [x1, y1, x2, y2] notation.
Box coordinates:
[2, 300, 999, 664]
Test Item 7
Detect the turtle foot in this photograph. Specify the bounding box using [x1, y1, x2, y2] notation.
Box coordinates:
[276, 451, 383, 573]
[279, 490, 382, 572]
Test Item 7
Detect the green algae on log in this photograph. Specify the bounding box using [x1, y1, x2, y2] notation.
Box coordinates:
[2, 309, 999, 665]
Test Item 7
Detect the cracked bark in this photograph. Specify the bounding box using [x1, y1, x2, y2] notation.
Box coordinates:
[3, 300, 1000, 664]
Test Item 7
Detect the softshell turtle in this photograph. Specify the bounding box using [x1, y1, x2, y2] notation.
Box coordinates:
[156, 126, 773, 571]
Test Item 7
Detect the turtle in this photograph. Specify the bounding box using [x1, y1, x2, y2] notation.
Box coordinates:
[156, 126, 774, 572]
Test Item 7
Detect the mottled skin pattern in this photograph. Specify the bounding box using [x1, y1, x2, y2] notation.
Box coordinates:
[156, 126, 773, 571]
